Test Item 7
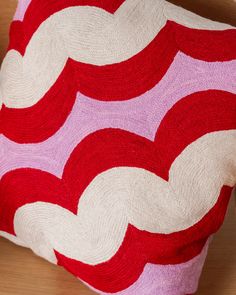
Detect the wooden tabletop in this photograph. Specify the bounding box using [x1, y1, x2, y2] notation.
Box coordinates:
[0, 1, 236, 294]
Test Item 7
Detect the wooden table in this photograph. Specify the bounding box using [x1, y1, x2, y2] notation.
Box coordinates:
[0, 1, 236, 294]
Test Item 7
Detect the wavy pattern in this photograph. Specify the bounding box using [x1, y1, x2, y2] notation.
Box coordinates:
[0, 60, 78, 143]
[9, 0, 234, 57]
[55, 185, 233, 292]
[1, 53, 235, 143]
[1, 130, 235, 291]
[12, 131, 236, 259]
[1, 1, 236, 294]
[2, 90, 236, 178]
[1, 89, 236, 292]
[1, 0, 236, 110]
[2, 91, 236, 234]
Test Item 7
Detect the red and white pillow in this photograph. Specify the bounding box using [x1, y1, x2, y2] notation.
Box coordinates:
[0, 1, 236, 294]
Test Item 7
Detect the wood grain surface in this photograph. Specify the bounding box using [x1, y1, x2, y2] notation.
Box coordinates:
[0, 1, 236, 294]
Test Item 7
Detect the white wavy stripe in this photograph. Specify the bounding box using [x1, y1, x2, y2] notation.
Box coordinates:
[10, 131, 236, 265]
[0, 0, 234, 109]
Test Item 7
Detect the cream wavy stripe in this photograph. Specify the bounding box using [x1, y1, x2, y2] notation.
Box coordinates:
[0, 0, 233, 109]
[11, 131, 236, 265]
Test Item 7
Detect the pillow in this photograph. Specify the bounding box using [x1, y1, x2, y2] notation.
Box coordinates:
[0, 0, 235, 294]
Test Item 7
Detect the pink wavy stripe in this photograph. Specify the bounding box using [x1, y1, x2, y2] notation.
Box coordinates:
[1, 53, 235, 177]
[13, 0, 32, 21]
[84, 239, 210, 295]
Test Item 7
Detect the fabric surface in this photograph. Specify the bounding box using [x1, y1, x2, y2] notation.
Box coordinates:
[0, 0, 236, 294]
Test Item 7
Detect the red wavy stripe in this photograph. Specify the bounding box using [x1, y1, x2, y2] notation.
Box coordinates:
[173, 22, 236, 61]
[1, 90, 235, 291]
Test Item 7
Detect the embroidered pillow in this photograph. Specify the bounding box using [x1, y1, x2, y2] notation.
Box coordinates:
[0, 1, 236, 294]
